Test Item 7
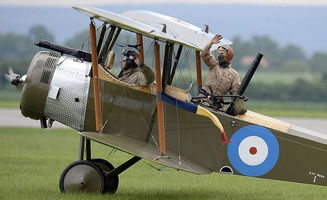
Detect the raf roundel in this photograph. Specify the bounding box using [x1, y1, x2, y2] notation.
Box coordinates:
[227, 125, 279, 177]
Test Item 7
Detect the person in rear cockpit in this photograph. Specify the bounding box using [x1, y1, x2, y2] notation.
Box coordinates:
[118, 50, 154, 87]
[200, 34, 246, 115]
[201, 34, 240, 98]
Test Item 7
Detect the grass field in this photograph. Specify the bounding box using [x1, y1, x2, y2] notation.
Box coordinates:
[0, 127, 326, 200]
[247, 100, 327, 118]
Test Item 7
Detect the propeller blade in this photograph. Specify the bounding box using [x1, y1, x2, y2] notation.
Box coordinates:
[4, 67, 25, 86]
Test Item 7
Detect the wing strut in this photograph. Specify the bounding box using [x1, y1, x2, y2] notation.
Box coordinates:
[108, 27, 122, 52]
[154, 41, 166, 155]
[137, 33, 144, 63]
[97, 23, 107, 54]
[90, 19, 103, 132]
[162, 42, 174, 90]
[167, 44, 183, 85]
[98, 26, 116, 64]
[195, 50, 202, 88]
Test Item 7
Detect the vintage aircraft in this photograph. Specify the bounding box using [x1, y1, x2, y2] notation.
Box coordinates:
[6, 6, 327, 194]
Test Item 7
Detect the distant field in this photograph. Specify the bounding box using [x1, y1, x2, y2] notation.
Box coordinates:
[0, 87, 21, 100]
[239, 71, 318, 84]
[0, 89, 20, 108]
[0, 127, 326, 200]
[247, 100, 327, 118]
[0, 100, 19, 108]
[175, 70, 318, 86]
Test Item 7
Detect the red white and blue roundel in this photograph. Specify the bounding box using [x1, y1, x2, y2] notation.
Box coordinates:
[227, 125, 279, 177]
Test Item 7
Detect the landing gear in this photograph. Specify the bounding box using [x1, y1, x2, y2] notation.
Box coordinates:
[59, 159, 119, 194]
[59, 136, 141, 194]
[59, 160, 105, 193]
[91, 158, 119, 193]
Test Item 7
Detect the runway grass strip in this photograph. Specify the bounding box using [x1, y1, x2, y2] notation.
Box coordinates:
[0, 127, 326, 200]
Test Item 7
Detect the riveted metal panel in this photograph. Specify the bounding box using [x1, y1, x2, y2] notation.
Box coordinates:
[44, 55, 91, 131]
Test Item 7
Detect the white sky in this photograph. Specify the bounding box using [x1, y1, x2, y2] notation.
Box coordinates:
[1, 0, 327, 7]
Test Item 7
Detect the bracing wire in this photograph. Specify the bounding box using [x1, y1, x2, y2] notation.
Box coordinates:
[144, 40, 155, 70]
[175, 94, 182, 165]
[101, 84, 130, 132]
[176, 48, 192, 89]
[142, 160, 178, 172]
[124, 88, 153, 137]
[151, 134, 159, 149]
[106, 148, 118, 160]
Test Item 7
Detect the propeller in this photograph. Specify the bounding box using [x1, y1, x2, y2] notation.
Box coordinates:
[5, 67, 26, 86]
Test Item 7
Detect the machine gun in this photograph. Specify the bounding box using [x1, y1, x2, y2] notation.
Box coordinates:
[35, 40, 92, 62]
[226, 52, 263, 115]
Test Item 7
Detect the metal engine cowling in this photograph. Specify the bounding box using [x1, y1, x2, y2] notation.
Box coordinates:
[20, 51, 61, 120]
[21, 51, 92, 131]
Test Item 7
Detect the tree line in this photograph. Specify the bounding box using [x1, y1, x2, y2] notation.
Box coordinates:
[232, 36, 327, 73]
[245, 75, 327, 102]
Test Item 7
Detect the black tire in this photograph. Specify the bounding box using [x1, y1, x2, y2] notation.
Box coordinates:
[59, 160, 105, 194]
[91, 158, 119, 194]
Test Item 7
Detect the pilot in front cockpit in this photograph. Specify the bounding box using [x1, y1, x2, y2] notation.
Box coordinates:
[117, 50, 154, 87]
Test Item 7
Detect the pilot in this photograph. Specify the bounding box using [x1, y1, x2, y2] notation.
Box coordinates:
[118, 50, 154, 86]
[200, 34, 246, 114]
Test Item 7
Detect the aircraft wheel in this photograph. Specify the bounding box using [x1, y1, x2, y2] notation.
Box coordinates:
[59, 160, 105, 194]
[91, 158, 119, 194]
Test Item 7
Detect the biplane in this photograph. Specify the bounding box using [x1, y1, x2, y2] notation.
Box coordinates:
[6, 6, 327, 194]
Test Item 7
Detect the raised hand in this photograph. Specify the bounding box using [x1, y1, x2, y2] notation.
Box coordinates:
[210, 34, 223, 44]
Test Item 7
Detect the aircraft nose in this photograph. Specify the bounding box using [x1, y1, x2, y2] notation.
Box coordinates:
[20, 51, 61, 120]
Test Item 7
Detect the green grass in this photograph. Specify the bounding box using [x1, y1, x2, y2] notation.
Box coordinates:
[248, 100, 327, 118]
[0, 100, 19, 108]
[0, 127, 327, 200]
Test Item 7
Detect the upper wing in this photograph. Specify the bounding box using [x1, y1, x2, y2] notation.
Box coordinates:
[122, 10, 232, 51]
[73, 6, 231, 51]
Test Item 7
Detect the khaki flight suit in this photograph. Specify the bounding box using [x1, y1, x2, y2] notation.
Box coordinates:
[119, 64, 155, 86]
[200, 45, 240, 96]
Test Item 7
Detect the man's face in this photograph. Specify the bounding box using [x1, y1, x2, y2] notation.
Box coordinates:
[134, 56, 140, 66]
[120, 57, 127, 69]
[217, 46, 228, 56]
[120, 54, 140, 70]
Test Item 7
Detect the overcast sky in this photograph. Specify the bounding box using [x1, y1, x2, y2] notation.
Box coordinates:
[1, 0, 326, 54]
[1, 0, 327, 7]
